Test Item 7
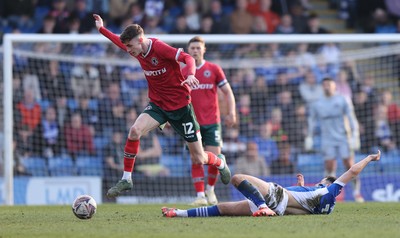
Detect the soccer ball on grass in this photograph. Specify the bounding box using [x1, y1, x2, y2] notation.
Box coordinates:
[72, 195, 97, 219]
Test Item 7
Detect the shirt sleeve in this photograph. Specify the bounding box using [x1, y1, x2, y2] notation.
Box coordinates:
[215, 64, 228, 87]
[328, 182, 344, 197]
[99, 27, 127, 51]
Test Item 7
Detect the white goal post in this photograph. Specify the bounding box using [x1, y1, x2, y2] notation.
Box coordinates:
[2, 33, 400, 205]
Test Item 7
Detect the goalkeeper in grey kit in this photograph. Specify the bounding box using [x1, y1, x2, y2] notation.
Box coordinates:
[305, 77, 363, 202]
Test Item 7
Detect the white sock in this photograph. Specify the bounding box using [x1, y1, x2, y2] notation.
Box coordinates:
[175, 209, 188, 217]
[122, 171, 132, 181]
[206, 185, 214, 192]
[197, 192, 205, 198]
[217, 159, 225, 170]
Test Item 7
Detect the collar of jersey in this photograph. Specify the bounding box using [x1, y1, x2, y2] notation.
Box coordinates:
[141, 39, 153, 58]
[197, 60, 206, 70]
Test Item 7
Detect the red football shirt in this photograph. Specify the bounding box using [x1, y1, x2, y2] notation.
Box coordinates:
[99, 27, 191, 111]
[182, 61, 227, 125]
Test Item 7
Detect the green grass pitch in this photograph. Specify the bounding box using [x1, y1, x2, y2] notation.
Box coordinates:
[1, 203, 399, 238]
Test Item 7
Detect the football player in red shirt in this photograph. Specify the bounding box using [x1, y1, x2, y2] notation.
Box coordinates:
[93, 14, 231, 197]
[182, 36, 236, 206]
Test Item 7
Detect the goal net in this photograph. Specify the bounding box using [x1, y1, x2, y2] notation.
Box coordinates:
[2, 34, 400, 205]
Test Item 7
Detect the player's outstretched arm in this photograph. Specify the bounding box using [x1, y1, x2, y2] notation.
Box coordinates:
[336, 150, 381, 185]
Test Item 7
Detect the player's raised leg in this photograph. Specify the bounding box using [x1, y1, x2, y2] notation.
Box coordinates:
[107, 113, 160, 197]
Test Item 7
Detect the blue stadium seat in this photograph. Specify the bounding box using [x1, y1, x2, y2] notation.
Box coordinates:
[160, 155, 190, 177]
[76, 156, 103, 176]
[48, 155, 75, 176]
[21, 157, 48, 176]
[297, 153, 324, 177]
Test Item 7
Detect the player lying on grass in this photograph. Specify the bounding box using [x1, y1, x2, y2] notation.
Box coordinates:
[162, 150, 381, 217]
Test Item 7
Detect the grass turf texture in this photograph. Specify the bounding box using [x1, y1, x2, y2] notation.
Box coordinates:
[1, 203, 399, 238]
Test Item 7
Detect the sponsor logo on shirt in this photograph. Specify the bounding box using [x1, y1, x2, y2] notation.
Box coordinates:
[143, 67, 166, 76]
[191, 84, 214, 90]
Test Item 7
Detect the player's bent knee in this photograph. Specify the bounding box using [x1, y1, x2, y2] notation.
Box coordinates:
[128, 126, 142, 140]
[231, 174, 246, 187]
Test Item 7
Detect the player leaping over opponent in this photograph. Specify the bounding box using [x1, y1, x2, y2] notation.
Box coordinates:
[93, 14, 231, 198]
[162, 150, 381, 217]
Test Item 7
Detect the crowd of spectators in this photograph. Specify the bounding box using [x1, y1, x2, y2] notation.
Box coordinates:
[1, 0, 400, 39]
[1, 0, 400, 178]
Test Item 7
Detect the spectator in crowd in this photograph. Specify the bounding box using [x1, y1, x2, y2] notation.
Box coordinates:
[274, 14, 296, 34]
[54, 94, 70, 127]
[37, 14, 57, 34]
[208, 0, 231, 34]
[289, 104, 309, 153]
[353, 90, 375, 153]
[257, 0, 280, 34]
[289, 2, 308, 33]
[270, 142, 296, 175]
[299, 69, 324, 107]
[170, 14, 192, 34]
[302, 13, 330, 52]
[246, 0, 261, 15]
[144, 16, 165, 34]
[107, 102, 126, 133]
[276, 90, 297, 141]
[70, 63, 101, 99]
[195, 14, 214, 34]
[250, 76, 270, 125]
[237, 93, 256, 138]
[109, 0, 137, 25]
[74, 95, 100, 134]
[125, 2, 146, 26]
[381, 90, 400, 148]
[184, 0, 201, 32]
[64, 112, 95, 159]
[16, 89, 42, 133]
[14, 125, 37, 162]
[250, 15, 269, 34]
[70, 0, 93, 33]
[38, 60, 71, 102]
[135, 131, 169, 177]
[267, 107, 287, 143]
[235, 141, 270, 177]
[374, 104, 397, 152]
[13, 139, 31, 176]
[312, 55, 337, 83]
[35, 106, 63, 159]
[335, 69, 353, 102]
[295, 43, 317, 69]
[317, 43, 341, 69]
[230, 0, 253, 34]
[2, 0, 36, 32]
[358, 73, 379, 106]
[48, 0, 71, 33]
[98, 82, 124, 129]
[341, 60, 361, 91]
[371, 8, 396, 34]
[221, 127, 246, 163]
[252, 120, 279, 165]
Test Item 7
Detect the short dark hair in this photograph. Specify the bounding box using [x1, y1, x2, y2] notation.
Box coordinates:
[322, 77, 334, 82]
[325, 176, 336, 184]
[120, 24, 144, 43]
[188, 36, 205, 46]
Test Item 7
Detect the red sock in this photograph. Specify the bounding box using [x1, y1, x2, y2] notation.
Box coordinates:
[191, 164, 205, 193]
[205, 151, 222, 167]
[123, 139, 139, 172]
[207, 166, 219, 186]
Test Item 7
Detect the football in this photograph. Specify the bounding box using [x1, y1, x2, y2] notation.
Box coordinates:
[71, 195, 97, 219]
